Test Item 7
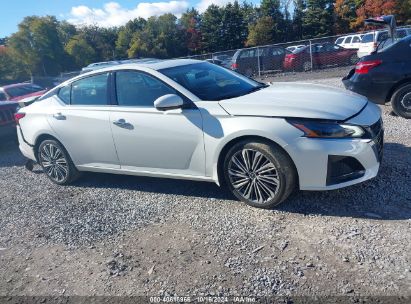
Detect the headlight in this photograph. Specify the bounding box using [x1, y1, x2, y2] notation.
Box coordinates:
[287, 119, 365, 138]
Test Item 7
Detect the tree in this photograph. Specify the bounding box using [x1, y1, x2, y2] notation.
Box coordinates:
[180, 8, 202, 54]
[398, 0, 411, 24]
[201, 5, 224, 52]
[116, 18, 146, 59]
[65, 35, 97, 68]
[302, 0, 335, 38]
[221, 1, 248, 50]
[8, 16, 66, 76]
[128, 14, 185, 58]
[260, 0, 285, 42]
[0, 46, 28, 84]
[354, 0, 399, 29]
[292, 0, 306, 40]
[246, 16, 276, 46]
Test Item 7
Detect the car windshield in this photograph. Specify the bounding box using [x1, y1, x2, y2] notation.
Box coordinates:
[5, 84, 44, 98]
[159, 62, 267, 101]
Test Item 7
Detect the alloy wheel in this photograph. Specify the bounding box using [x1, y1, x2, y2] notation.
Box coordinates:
[228, 148, 280, 204]
[400, 92, 411, 111]
[39, 143, 69, 183]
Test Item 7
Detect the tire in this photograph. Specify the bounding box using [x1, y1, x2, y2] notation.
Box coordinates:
[302, 61, 312, 72]
[349, 54, 359, 65]
[391, 83, 411, 119]
[37, 139, 80, 185]
[245, 68, 253, 77]
[223, 140, 297, 209]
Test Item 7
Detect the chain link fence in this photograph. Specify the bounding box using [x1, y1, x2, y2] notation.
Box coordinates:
[182, 25, 411, 81]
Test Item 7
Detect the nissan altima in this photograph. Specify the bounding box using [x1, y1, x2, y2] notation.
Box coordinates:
[15, 60, 383, 209]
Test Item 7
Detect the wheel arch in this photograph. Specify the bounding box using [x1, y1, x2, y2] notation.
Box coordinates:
[386, 78, 411, 103]
[33, 134, 65, 162]
[215, 135, 299, 187]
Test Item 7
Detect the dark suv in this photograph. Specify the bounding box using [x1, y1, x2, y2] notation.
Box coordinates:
[230, 46, 287, 76]
[343, 35, 411, 118]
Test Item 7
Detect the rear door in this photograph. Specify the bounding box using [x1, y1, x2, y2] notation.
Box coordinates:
[47, 73, 120, 169]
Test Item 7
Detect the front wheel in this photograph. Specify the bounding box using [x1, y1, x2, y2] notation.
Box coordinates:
[391, 83, 411, 119]
[37, 139, 80, 185]
[223, 140, 297, 209]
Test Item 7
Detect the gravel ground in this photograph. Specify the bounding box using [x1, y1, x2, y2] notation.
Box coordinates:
[0, 77, 410, 300]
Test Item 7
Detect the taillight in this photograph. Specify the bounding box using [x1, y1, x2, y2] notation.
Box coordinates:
[355, 60, 382, 74]
[285, 54, 296, 62]
[231, 62, 238, 69]
[14, 112, 25, 125]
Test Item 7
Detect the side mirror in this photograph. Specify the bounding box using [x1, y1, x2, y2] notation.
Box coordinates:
[154, 94, 184, 111]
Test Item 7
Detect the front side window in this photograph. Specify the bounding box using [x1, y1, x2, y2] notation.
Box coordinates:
[71, 73, 108, 105]
[159, 62, 265, 101]
[115, 71, 176, 107]
[353, 37, 361, 43]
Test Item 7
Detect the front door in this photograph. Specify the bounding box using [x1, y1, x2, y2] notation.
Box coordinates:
[109, 70, 205, 177]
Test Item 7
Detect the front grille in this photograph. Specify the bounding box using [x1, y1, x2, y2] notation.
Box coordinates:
[369, 118, 383, 138]
[365, 118, 384, 162]
[373, 129, 384, 162]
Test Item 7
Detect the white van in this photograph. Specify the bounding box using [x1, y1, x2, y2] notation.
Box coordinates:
[335, 35, 363, 49]
[357, 28, 411, 58]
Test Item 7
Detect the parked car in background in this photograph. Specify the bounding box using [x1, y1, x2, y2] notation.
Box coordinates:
[343, 35, 411, 118]
[230, 46, 287, 76]
[286, 45, 306, 53]
[0, 83, 47, 102]
[335, 35, 363, 49]
[206, 55, 232, 68]
[0, 101, 19, 138]
[357, 28, 411, 58]
[284, 43, 358, 72]
[80, 61, 122, 74]
[16, 59, 383, 209]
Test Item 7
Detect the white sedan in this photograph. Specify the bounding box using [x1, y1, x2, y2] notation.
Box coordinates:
[15, 60, 383, 209]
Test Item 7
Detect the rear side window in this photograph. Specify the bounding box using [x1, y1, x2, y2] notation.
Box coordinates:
[0, 92, 6, 100]
[115, 71, 176, 107]
[335, 38, 344, 44]
[71, 73, 109, 106]
[361, 34, 374, 43]
[344, 37, 352, 43]
[58, 86, 71, 104]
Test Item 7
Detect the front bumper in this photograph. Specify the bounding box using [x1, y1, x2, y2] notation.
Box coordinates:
[285, 104, 383, 191]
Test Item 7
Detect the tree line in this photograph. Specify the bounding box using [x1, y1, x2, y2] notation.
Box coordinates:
[0, 0, 410, 83]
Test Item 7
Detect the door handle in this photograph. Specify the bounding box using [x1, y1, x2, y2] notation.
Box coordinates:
[53, 113, 66, 120]
[113, 118, 129, 127]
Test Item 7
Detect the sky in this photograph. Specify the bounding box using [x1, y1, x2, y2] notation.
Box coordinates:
[0, 0, 260, 37]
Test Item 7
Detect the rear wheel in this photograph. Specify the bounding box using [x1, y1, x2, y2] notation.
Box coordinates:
[37, 139, 80, 185]
[349, 54, 359, 65]
[303, 61, 312, 72]
[223, 140, 297, 209]
[391, 83, 411, 119]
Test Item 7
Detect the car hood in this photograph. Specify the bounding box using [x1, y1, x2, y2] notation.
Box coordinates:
[218, 82, 368, 121]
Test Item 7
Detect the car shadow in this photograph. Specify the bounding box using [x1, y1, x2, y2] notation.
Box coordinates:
[1, 140, 410, 220]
